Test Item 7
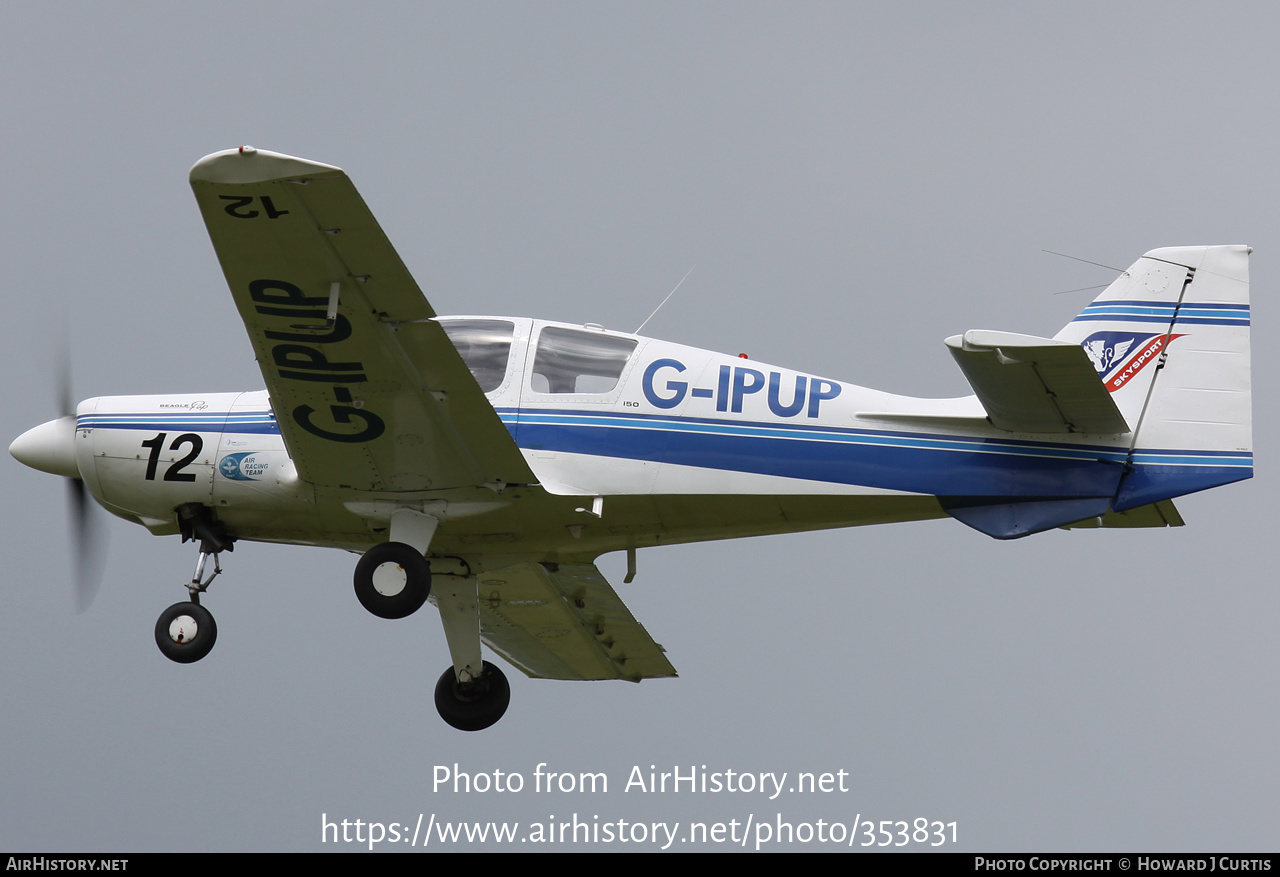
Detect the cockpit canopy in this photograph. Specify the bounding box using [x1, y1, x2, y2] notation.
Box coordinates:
[439, 319, 638, 396]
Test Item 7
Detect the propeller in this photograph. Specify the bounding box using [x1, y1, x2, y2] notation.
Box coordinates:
[60, 354, 107, 612]
[11, 407, 104, 609]
[66, 472, 106, 612]
[53, 350, 106, 611]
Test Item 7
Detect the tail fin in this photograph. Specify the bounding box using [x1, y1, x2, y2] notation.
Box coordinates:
[1054, 245, 1252, 510]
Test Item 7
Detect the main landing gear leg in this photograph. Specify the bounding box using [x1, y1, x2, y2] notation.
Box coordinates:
[155, 505, 233, 664]
[433, 575, 510, 731]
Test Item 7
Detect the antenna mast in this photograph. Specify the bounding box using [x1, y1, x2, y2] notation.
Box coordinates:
[636, 265, 696, 334]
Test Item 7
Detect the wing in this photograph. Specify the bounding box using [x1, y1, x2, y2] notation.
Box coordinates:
[945, 330, 1130, 434]
[476, 561, 676, 681]
[190, 147, 535, 491]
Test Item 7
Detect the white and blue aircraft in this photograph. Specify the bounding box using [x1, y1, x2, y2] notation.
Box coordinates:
[9, 148, 1253, 730]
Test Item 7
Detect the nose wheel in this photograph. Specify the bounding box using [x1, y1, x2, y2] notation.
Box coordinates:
[155, 601, 217, 663]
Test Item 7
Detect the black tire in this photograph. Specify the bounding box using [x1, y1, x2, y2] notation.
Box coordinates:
[434, 661, 511, 731]
[353, 541, 431, 619]
[155, 601, 217, 663]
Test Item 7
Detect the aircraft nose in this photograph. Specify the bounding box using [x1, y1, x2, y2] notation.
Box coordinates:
[9, 416, 80, 478]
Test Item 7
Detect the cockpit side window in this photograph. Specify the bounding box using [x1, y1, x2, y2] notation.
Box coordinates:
[531, 327, 638, 394]
[439, 319, 515, 393]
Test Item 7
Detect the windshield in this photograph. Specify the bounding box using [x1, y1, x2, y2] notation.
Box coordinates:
[439, 319, 515, 393]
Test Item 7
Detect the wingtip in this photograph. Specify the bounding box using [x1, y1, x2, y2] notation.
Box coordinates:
[189, 147, 343, 185]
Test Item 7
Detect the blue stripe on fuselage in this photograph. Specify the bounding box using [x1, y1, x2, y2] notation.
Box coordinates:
[77, 406, 1250, 502]
[512, 415, 1122, 497]
[76, 412, 280, 435]
[503, 407, 1251, 500]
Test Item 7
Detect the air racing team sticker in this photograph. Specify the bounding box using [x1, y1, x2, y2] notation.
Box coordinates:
[218, 452, 271, 481]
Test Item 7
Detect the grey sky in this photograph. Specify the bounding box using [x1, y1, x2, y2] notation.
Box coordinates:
[1, 2, 1276, 851]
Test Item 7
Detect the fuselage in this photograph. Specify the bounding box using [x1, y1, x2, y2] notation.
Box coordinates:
[43, 315, 1187, 565]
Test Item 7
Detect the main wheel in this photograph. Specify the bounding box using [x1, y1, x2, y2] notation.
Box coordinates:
[434, 661, 510, 731]
[353, 541, 431, 619]
[155, 601, 217, 663]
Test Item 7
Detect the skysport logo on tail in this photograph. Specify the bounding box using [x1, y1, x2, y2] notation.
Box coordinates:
[1081, 331, 1184, 393]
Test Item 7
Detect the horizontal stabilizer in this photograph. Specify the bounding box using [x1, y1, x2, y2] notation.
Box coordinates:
[477, 562, 676, 681]
[946, 330, 1129, 434]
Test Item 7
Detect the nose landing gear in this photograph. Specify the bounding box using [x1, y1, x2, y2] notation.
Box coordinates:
[154, 504, 232, 665]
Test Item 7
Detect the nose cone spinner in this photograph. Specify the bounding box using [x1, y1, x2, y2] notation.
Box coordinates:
[10, 416, 80, 478]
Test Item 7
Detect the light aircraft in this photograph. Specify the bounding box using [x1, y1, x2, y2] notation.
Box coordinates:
[9, 147, 1253, 731]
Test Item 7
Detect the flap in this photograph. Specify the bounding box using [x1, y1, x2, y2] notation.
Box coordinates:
[476, 561, 676, 681]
